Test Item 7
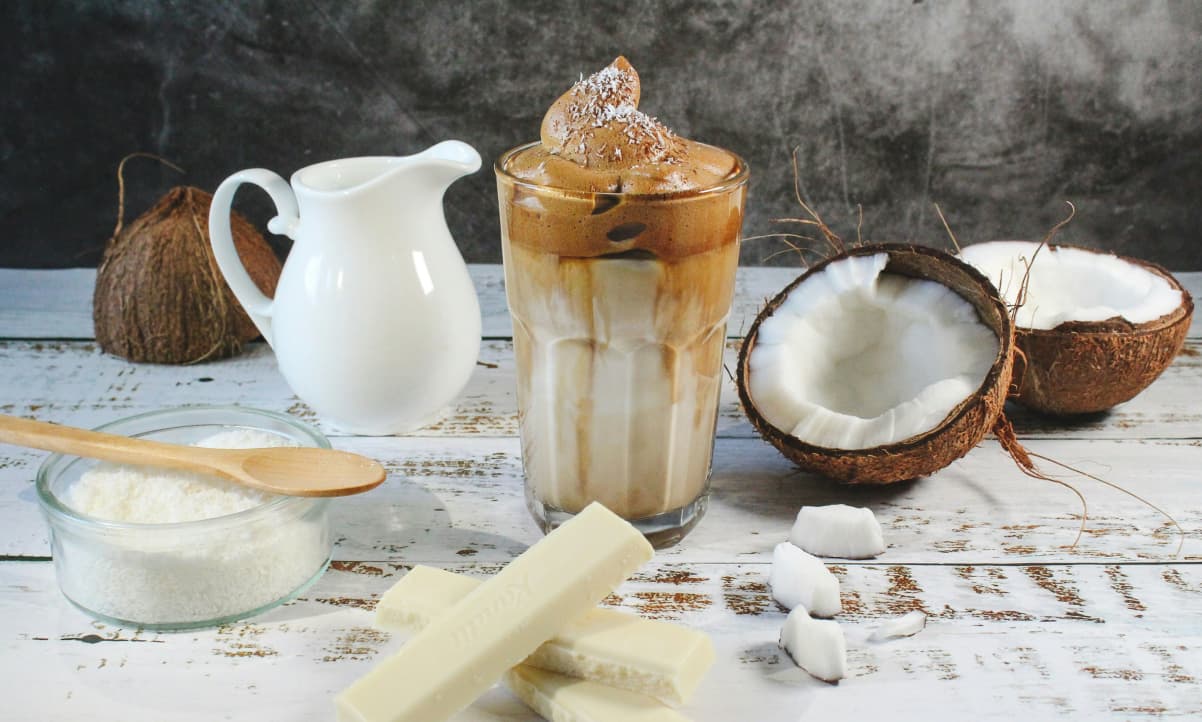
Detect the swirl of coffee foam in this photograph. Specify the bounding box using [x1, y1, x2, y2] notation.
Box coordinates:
[540, 56, 682, 170]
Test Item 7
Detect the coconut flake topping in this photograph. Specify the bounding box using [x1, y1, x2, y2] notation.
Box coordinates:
[748, 253, 998, 450]
[959, 241, 1183, 331]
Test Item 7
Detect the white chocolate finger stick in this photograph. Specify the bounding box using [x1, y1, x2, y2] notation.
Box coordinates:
[506, 666, 691, 722]
[375, 565, 714, 706]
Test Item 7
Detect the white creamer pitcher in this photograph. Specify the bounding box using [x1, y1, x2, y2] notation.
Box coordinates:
[208, 141, 483, 434]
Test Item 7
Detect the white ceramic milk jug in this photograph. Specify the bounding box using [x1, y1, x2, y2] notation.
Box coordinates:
[208, 141, 483, 434]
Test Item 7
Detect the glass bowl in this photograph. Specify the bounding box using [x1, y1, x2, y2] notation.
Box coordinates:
[35, 405, 333, 630]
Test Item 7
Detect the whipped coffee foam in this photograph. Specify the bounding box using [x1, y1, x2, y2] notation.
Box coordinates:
[505, 56, 739, 195]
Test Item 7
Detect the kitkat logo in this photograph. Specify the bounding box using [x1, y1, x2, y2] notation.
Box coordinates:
[450, 575, 534, 650]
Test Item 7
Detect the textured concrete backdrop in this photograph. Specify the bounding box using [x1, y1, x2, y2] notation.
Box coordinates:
[2, 0, 1200, 269]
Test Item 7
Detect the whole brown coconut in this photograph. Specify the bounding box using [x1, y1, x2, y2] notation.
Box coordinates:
[737, 244, 1015, 484]
[1010, 253, 1193, 415]
[93, 186, 282, 364]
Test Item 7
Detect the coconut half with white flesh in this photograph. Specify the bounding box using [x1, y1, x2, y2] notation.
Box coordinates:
[737, 244, 1014, 484]
[960, 241, 1194, 415]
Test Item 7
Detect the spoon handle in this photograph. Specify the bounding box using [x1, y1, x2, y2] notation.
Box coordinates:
[0, 413, 221, 475]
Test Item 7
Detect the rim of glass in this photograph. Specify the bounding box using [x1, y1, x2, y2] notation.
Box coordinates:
[494, 141, 750, 200]
[35, 405, 331, 534]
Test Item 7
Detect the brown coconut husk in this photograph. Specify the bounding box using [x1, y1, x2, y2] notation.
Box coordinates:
[1007, 248, 1194, 415]
[736, 243, 1015, 484]
[93, 157, 282, 364]
[947, 212, 1186, 555]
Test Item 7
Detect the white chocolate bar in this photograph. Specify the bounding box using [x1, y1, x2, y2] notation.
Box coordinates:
[336, 503, 653, 722]
[375, 565, 714, 705]
[505, 666, 691, 722]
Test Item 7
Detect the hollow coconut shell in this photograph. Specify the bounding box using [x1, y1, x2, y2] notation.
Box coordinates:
[93, 186, 282, 364]
[736, 244, 1015, 484]
[1007, 247, 1193, 415]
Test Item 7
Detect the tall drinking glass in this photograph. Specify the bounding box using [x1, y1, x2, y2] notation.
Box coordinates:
[496, 142, 748, 547]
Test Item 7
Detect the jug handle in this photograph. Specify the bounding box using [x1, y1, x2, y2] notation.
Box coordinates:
[207, 169, 300, 347]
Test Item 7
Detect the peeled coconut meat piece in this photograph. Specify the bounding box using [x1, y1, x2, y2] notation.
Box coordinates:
[868, 610, 927, 642]
[960, 241, 1193, 415]
[769, 542, 842, 618]
[738, 244, 1014, 484]
[789, 504, 885, 559]
[779, 607, 846, 683]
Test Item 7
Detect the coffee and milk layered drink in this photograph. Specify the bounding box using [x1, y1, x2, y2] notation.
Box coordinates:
[496, 57, 747, 546]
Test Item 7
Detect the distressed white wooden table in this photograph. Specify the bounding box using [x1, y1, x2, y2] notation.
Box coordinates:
[1, 266, 1200, 721]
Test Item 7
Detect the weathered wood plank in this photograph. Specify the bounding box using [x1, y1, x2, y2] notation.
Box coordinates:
[0, 339, 1198, 441]
[3, 561, 1199, 721]
[4, 436, 1199, 564]
[0, 268, 96, 339]
[3, 267, 1199, 340]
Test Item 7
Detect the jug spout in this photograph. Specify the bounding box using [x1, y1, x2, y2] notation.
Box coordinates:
[410, 140, 483, 190]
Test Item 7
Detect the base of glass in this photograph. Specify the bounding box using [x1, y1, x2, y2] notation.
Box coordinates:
[525, 489, 708, 549]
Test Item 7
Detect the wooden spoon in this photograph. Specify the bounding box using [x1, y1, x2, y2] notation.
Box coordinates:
[0, 413, 385, 497]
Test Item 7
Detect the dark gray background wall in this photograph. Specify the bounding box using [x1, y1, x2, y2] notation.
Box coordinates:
[3, 0, 1200, 269]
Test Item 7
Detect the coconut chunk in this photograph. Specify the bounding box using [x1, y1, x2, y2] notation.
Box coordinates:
[769, 542, 842, 617]
[779, 607, 847, 682]
[789, 504, 885, 559]
[747, 253, 998, 450]
[868, 610, 927, 642]
[959, 241, 1183, 331]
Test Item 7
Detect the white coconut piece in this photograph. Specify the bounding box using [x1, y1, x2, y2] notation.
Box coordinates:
[747, 253, 998, 450]
[769, 542, 842, 617]
[779, 607, 847, 683]
[959, 241, 1183, 331]
[789, 504, 885, 559]
[868, 610, 926, 642]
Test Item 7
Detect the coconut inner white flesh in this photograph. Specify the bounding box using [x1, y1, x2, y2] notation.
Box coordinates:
[869, 610, 927, 642]
[959, 241, 1183, 331]
[748, 254, 997, 450]
[789, 504, 885, 559]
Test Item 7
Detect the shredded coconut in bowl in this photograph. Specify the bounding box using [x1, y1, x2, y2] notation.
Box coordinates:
[66, 429, 287, 523]
[50, 428, 332, 628]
